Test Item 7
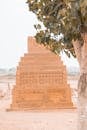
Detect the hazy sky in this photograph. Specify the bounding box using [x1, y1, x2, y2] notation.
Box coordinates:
[0, 0, 38, 68]
[0, 0, 79, 69]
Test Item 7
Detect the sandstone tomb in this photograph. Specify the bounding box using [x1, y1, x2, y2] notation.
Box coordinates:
[11, 37, 73, 110]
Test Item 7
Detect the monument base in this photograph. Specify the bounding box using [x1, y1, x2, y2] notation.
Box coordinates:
[10, 86, 74, 111]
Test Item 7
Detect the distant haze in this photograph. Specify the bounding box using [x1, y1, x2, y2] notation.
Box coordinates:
[0, 0, 79, 69]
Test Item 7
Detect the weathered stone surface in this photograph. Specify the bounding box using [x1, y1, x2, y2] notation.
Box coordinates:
[11, 36, 73, 110]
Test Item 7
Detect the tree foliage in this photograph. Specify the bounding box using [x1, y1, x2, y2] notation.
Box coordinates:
[27, 0, 87, 57]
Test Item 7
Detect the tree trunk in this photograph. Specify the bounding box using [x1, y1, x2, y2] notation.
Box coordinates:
[78, 34, 87, 130]
[72, 33, 87, 130]
[78, 73, 87, 130]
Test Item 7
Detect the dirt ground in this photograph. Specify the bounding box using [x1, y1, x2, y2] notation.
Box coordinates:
[0, 75, 78, 130]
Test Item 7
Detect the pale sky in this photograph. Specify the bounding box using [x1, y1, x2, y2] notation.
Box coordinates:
[0, 0, 79, 69]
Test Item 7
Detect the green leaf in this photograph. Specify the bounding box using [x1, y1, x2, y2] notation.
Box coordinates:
[26, 0, 87, 57]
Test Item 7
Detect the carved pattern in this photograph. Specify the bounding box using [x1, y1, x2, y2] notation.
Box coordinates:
[11, 37, 73, 110]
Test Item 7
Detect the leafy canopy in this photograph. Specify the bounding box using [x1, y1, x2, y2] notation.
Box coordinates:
[27, 0, 87, 57]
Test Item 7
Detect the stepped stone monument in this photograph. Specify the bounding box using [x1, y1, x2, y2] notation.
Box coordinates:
[11, 37, 73, 110]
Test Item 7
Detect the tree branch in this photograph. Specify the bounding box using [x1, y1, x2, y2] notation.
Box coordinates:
[72, 40, 82, 65]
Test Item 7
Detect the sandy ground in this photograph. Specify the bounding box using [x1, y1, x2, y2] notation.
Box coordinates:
[0, 75, 78, 130]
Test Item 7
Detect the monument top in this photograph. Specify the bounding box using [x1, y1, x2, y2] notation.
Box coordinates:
[28, 36, 51, 54]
